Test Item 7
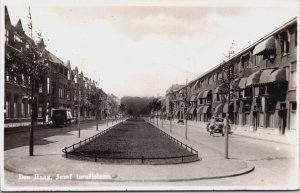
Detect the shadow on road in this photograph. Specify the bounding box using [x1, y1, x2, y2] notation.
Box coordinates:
[4, 120, 107, 151]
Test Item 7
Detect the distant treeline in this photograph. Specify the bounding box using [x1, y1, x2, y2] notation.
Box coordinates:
[120, 96, 154, 116]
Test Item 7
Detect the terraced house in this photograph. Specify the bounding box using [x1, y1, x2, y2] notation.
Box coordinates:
[4, 6, 115, 127]
[166, 18, 297, 136]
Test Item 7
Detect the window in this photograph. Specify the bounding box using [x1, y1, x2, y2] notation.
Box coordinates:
[5, 69, 10, 82]
[47, 78, 50, 94]
[13, 95, 18, 118]
[14, 34, 22, 43]
[291, 102, 297, 111]
[75, 75, 78, 83]
[39, 83, 43, 93]
[254, 55, 263, 67]
[5, 29, 9, 43]
[5, 100, 10, 118]
[290, 64, 297, 89]
[244, 104, 250, 113]
[67, 71, 71, 80]
[280, 31, 290, 54]
[28, 102, 31, 117]
[59, 66, 63, 74]
[208, 76, 212, 85]
[38, 106, 42, 118]
[21, 100, 26, 117]
[67, 91, 70, 100]
[242, 54, 250, 69]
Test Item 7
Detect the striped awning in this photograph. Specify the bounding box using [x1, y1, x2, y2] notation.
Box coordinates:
[269, 68, 287, 82]
[259, 69, 276, 84]
[198, 90, 211, 98]
[223, 102, 234, 113]
[215, 85, 227, 94]
[189, 107, 196, 114]
[214, 103, 223, 114]
[239, 78, 248, 89]
[246, 70, 262, 87]
[253, 36, 276, 55]
[197, 106, 204, 114]
[202, 106, 211, 114]
[190, 94, 197, 102]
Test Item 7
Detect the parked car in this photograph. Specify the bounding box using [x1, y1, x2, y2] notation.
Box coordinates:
[51, 109, 73, 127]
[206, 117, 232, 136]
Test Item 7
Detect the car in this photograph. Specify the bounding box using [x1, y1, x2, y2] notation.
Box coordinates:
[206, 117, 232, 136]
[51, 108, 73, 127]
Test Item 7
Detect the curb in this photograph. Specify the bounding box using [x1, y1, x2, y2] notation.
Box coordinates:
[4, 160, 255, 182]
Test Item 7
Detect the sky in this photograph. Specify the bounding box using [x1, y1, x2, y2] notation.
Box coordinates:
[3, 0, 299, 98]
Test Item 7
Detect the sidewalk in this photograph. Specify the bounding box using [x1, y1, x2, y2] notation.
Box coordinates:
[3, 119, 254, 190]
[152, 118, 297, 145]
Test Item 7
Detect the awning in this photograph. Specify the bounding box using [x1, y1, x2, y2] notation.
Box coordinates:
[190, 95, 197, 102]
[198, 90, 211, 98]
[253, 36, 276, 55]
[197, 90, 206, 98]
[197, 106, 204, 114]
[202, 106, 211, 114]
[268, 68, 287, 82]
[259, 69, 276, 84]
[246, 70, 262, 87]
[238, 78, 247, 89]
[189, 107, 196, 114]
[187, 107, 192, 113]
[214, 86, 221, 94]
[223, 102, 234, 113]
[215, 85, 227, 94]
[214, 103, 223, 114]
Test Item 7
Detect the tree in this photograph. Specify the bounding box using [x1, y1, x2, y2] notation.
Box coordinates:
[149, 98, 162, 125]
[119, 103, 126, 118]
[91, 87, 106, 131]
[217, 40, 239, 159]
[5, 34, 48, 156]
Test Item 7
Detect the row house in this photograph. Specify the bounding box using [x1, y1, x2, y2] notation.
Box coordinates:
[4, 6, 112, 127]
[166, 17, 297, 135]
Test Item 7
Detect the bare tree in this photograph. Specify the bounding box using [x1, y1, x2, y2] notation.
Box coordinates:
[5, 33, 48, 156]
[217, 40, 239, 159]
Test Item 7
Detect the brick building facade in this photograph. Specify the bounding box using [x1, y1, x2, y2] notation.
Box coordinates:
[4, 6, 116, 127]
[166, 18, 297, 136]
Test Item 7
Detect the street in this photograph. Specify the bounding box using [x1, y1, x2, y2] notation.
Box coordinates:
[4, 118, 297, 189]
[146, 119, 297, 187]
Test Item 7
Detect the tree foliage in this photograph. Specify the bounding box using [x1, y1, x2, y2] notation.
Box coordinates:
[120, 96, 154, 116]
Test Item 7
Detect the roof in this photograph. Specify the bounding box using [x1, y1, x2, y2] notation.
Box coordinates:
[47, 51, 64, 65]
[15, 19, 24, 33]
[5, 6, 11, 25]
[176, 17, 297, 92]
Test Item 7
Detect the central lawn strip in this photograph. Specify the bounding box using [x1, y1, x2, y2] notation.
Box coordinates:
[72, 120, 195, 160]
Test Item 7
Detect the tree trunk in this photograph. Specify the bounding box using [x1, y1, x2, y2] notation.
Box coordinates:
[96, 106, 98, 131]
[185, 116, 187, 140]
[29, 82, 35, 156]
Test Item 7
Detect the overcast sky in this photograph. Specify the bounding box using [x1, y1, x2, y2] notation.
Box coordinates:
[3, 0, 298, 98]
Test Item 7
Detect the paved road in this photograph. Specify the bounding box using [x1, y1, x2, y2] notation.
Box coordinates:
[147, 120, 297, 188]
[3, 118, 298, 189]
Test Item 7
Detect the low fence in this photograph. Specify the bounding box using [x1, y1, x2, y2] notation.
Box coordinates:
[62, 120, 200, 165]
[62, 123, 119, 157]
[157, 129, 199, 156]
